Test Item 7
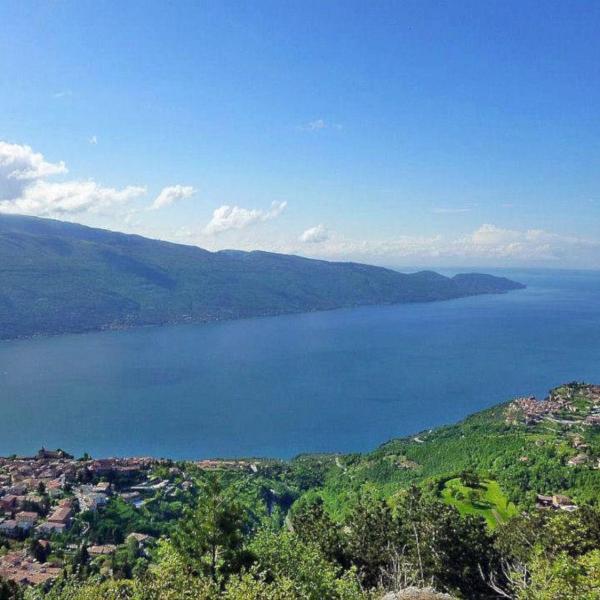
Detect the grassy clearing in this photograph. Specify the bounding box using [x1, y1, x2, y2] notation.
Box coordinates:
[440, 478, 517, 529]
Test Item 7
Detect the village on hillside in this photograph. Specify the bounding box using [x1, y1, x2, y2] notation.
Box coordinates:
[505, 383, 600, 429]
[0, 448, 258, 588]
[504, 383, 600, 512]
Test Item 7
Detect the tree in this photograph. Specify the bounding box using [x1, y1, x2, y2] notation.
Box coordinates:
[516, 549, 600, 600]
[71, 543, 90, 579]
[250, 529, 364, 600]
[459, 469, 481, 489]
[467, 488, 483, 506]
[28, 539, 49, 564]
[172, 475, 250, 583]
[292, 497, 348, 566]
[344, 487, 399, 588]
[0, 576, 21, 600]
[496, 506, 600, 565]
[222, 570, 298, 600]
[394, 486, 498, 598]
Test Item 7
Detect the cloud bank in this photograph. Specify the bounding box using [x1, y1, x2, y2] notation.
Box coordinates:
[0, 141, 193, 219]
[0, 141, 67, 201]
[2, 140, 598, 268]
[300, 224, 329, 243]
[286, 224, 600, 266]
[151, 185, 195, 210]
[204, 201, 287, 235]
[0, 180, 146, 217]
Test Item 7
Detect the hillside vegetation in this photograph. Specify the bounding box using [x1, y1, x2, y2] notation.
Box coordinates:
[2, 383, 600, 599]
[0, 214, 524, 339]
[312, 383, 600, 516]
[439, 478, 517, 528]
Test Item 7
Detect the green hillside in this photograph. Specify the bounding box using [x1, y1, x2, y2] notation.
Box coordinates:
[309, 383, 600, 517]
[2, 382, 600, 599]
[0, 214, 524, 339]
[439, 478, 517, 528]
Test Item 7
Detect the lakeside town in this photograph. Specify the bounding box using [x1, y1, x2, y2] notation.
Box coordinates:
[0, 449, 259, 588]
[504, 383, 600, 513]
[505, 383, 600, 429]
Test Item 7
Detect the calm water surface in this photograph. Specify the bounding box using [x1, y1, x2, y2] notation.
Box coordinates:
[1, 269, 599, 458]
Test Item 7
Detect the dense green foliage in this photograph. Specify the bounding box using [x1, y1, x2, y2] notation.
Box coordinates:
[0, 214, 523, 339]
[13, 481, 599, 599]
[172, 477, 251, 582]
[3, 383, 600, 599]
[311, 396, 600, 517]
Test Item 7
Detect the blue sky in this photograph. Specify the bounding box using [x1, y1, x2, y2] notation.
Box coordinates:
[1, 1, 600, 267]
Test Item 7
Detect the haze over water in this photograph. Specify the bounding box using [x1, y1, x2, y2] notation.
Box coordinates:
[1, 268, 599, 459]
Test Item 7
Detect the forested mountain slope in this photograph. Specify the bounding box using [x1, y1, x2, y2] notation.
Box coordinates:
[0, 214, 524, 339]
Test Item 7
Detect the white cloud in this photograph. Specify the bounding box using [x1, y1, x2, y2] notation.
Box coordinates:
[0, 179, 146, 217]
[220, 223, 598, 268]
[0, 141, 67, 200]
[89, 135, 98, 145]
[300, 119, 343, 132]
[138, 218, 600, 269]
[300, 224, 329, 243]
[52, 90, 72, 99]
[306, 119, 326, 131]
[150, 185, 195, 210]
[304, 224, 600, 265]
[204, 201, 287, 235]
[452, 224, 599, 261]
[2, 142, 597, 268]
[0, 140, 145, 218]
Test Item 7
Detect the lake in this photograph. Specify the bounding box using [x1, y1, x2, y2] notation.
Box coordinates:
[1, 268, 599, 459]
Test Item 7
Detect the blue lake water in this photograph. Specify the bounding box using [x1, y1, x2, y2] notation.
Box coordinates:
[1, 268, 599, 459]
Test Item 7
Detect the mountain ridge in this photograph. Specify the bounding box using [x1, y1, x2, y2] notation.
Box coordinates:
[0, 214, 525, 339]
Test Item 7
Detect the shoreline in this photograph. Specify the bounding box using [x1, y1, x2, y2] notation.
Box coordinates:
[0, 286, 524, 343]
